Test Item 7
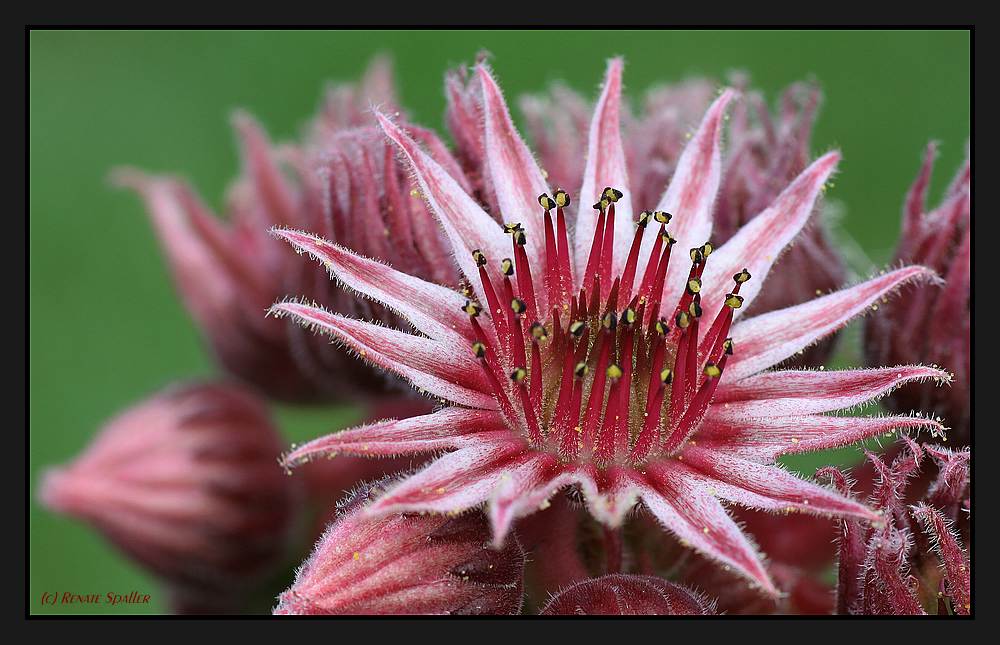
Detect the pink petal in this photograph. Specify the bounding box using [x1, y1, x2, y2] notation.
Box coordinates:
[714, 365, 952, 416]
[272, 228, 472, 344]
[912, 503, 970, 615]
[728, 266, 937, 380]
[698, 412, 947, 463]
[282, 408, 507, 466]
[573, 58, 634, 282]
[655, 89, 736, 308]
[681, 446, 879, 521]
[477, 65, 550, 270]
[366, 441, 531, 517]
[232, 111, 298, 227]
[640, 460, 778, 595]
[376, 111, 509, 306]
[270, 302, 495, 409]
[700, 151, 840, 317]
[486, 452, 566, 546]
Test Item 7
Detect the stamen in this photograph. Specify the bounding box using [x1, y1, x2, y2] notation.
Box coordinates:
[582, 200, 607, 293]
[618, 211, 649, 306]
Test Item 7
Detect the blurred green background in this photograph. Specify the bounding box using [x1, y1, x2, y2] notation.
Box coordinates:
[29, 30, 970, 615]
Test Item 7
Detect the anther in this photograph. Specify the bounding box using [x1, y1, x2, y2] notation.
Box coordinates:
[503, 222, 523, 234]
[462, 301, 483, 317]
[723, 338, 734, 355]
[602, 311, 618, 331]
[653, 211, 672, 224]
[593, 198, 610, 212]
[660, 368, 673, 384]
[501, 258, 515, 276]
[704, 363, 722, 378]
[602, 187, 623, 202]
[574, 362, 589, 379]
[510, 367, 528, 383]
[676, 311, 691, 329]
[654, 318, 670, 335]
[688, 300, 703, 318]
[661, 231, 676, 245]
[511, 298, 527, 316]
[687, 277, 702, 294]
[554, 189, 571, 208]
[622, 308, 637, 326]
[473, 249, 488, 267]
[606, 364, 623, 380]
[513, 230, 527, 246]
[472, 342, 487, 358]
[725, 293, 744, 309]
[538, 194, 556, 211]
[700, 242, 714, 258]
[689, 248, 705, 264]
[637, 211, 651, 228]
[734, 269, 752, 284]
[529, 322, 548, 341]
[569, 321, 586, 337]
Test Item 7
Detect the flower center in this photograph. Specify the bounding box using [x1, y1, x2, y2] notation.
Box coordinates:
[463, 188, 750, 468]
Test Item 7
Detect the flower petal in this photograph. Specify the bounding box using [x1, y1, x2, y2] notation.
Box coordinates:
[477, 65, 549, 269]
[640, 461, 777, 595]
[272, 228, 472, 344]
[573, 58, 634, 282]
[727, 266, 937, 380]
[366, 441, 531, 517]
[270, 302, 495, 409]
[699, 151, 840, 317]
[376, 111, 509, 306]
[282, 408, 507, 466]
[713, 365, 952, 416]
[679, 447, 878, 521]
[697, 412, 947, 463]
[655, 89, 736, 310]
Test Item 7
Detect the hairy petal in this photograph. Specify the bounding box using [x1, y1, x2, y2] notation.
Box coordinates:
[700, 151, 840, 317]
[574, 58, 633, 281]
[640, 460, 777, 595]
[680, 446, 878, 520]
[698, 412, 945, 463]
[655, 89, 736, 308]
[282, 408, 507, 466]
[366, 441, 532, 517]
[714, 365, 952, 416]
[728, 266, 937, 380]
[270, 302, 495, 409]
[377, 111, 509, 307]
[477, 65, 549, 269]
[272, 228, 472, 344]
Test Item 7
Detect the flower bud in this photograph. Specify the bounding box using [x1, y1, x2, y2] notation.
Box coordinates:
[39, 382, 299, 608]
[864, 143, 970, 443]
[540, 574, 715, 615]
[275, 479, 525, 615]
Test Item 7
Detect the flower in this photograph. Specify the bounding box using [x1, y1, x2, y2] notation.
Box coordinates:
[820, 438, 970, 615]
[864, 143, 971, 442]
[274, 477, 525, 615]
[39, 382, 300, 612]
[271, 59, 947, 595]
[540, 574, 715, 615]
[113, 59, 459, 403]
[519, 71, 847, 367]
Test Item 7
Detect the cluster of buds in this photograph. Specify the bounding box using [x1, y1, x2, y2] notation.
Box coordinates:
[821, 438, 970, 615]
[865, 144, 971, 442]
[114, 60, 459, 404]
